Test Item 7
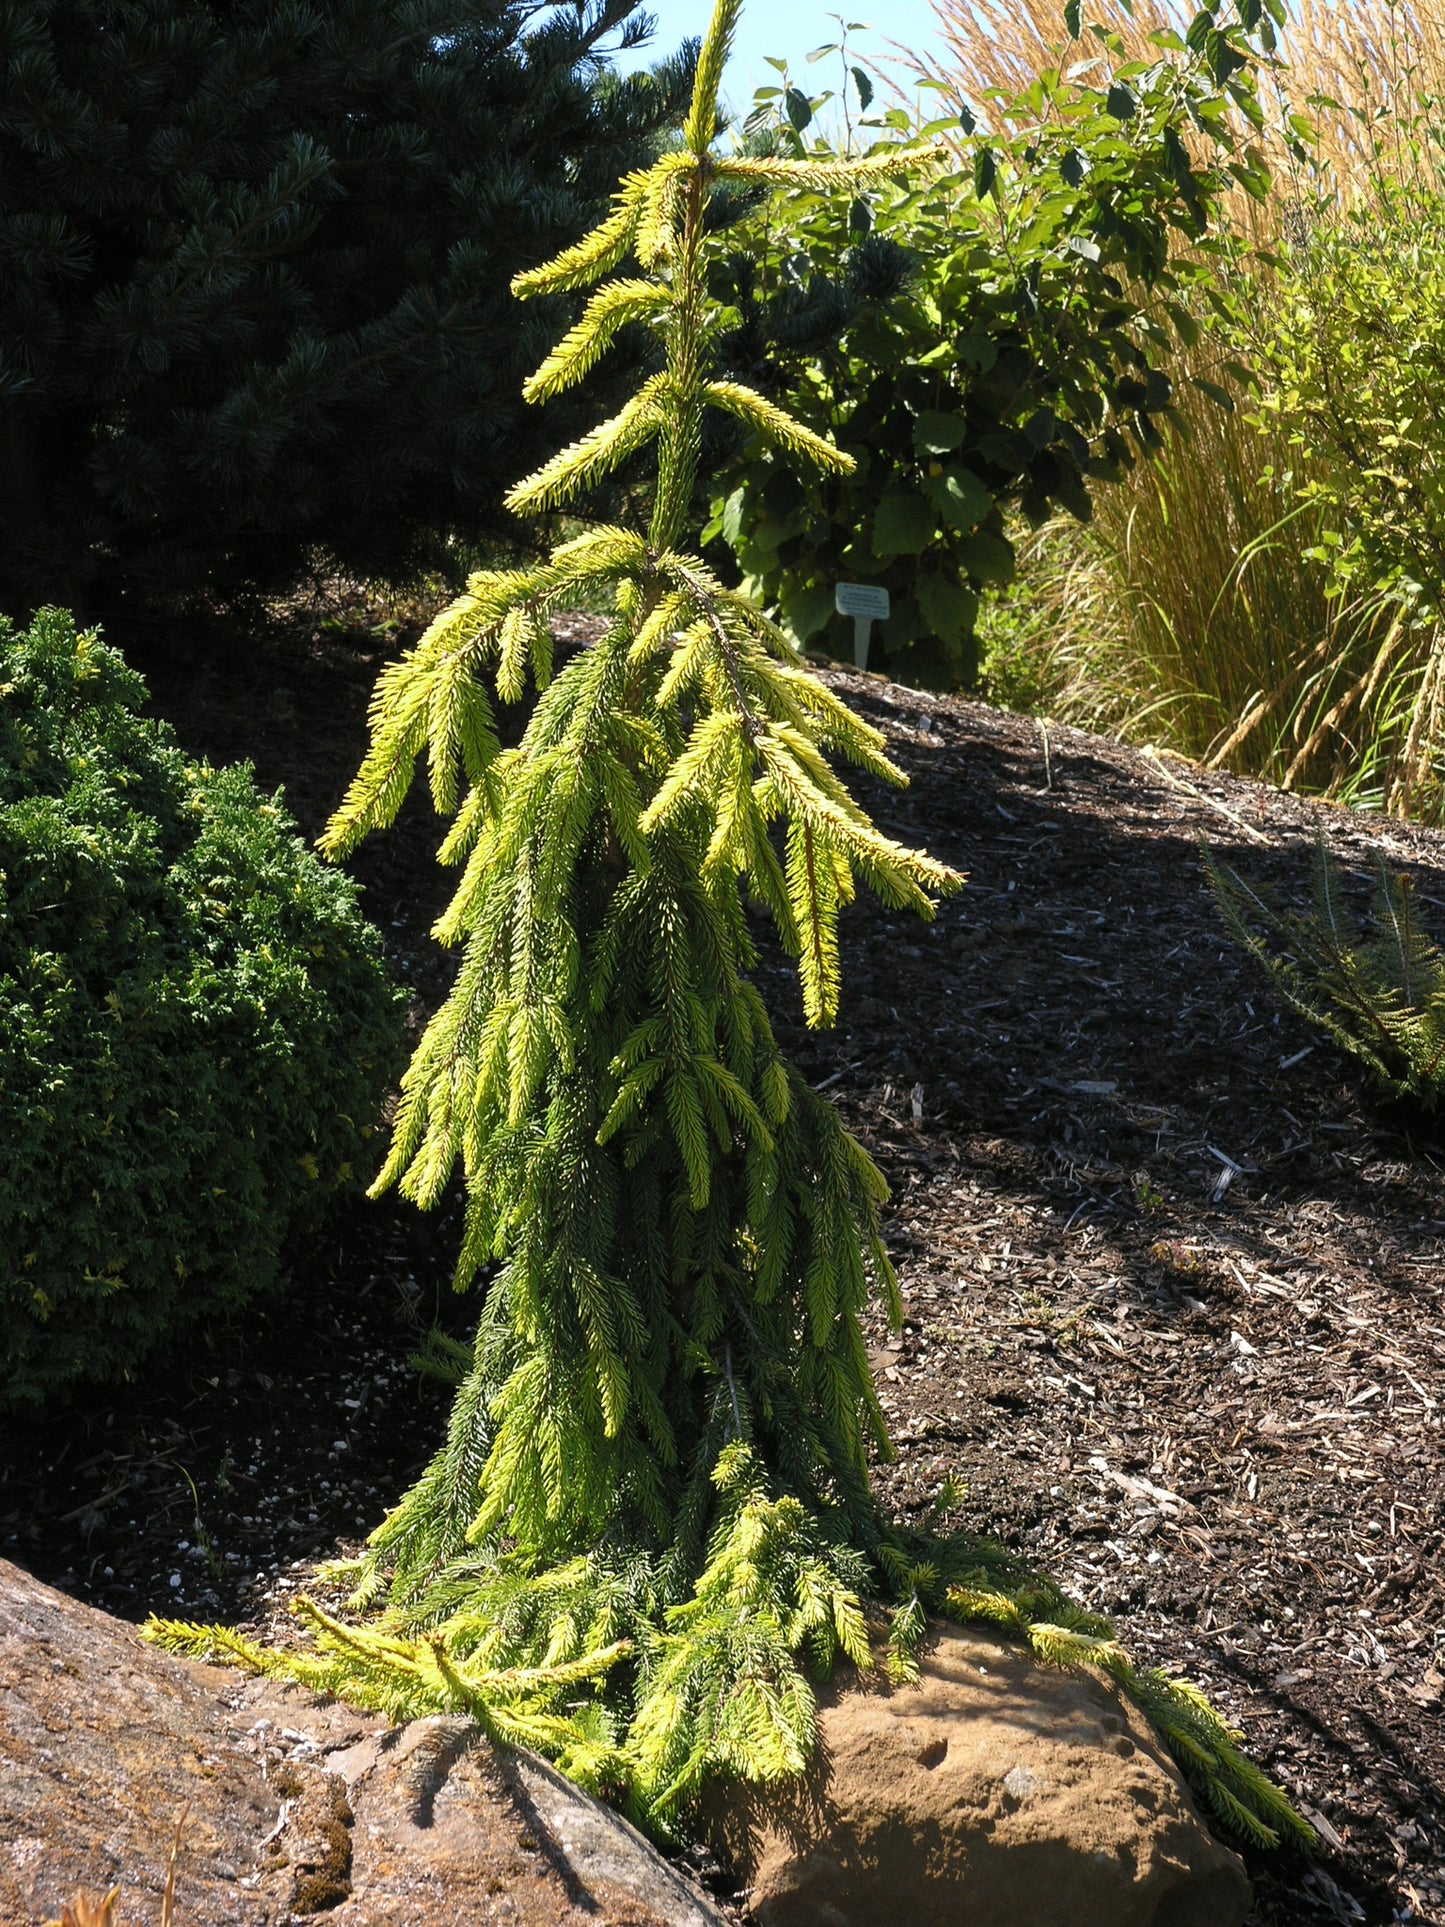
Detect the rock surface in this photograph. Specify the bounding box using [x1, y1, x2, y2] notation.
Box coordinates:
[704, 1623, 1253, 1927]
[0, 1558, 723, 1927]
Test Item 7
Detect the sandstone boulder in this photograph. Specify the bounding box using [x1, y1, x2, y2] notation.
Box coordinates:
[0, 1558, 723, 1927]
[704, 1624, 1252, 1927]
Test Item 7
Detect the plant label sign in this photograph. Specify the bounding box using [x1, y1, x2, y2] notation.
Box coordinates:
[835, 582, 890, 670]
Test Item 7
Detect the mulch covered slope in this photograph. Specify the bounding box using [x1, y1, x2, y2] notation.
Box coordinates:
[2, 604, 1442, 1926]
[768, 667, 1445, 1927]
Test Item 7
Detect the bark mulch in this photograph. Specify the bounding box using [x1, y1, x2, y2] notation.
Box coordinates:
[2, 595, 1442, 1926]
[768, 666, 1445, 1927]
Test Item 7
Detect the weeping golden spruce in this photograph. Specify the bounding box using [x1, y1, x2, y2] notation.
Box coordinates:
[149, 0, 1311, 1851]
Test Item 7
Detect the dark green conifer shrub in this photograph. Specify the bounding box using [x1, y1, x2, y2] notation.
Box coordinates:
[0, 608, 406, 1406]
[1208, 833, 1445, 1110]
[0, 0, 692, 615]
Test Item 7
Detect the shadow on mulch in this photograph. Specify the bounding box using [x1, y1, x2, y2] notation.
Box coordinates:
[3, 591, 1443, 1927]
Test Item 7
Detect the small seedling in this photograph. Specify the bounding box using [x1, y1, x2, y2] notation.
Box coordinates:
[1208, 832, 1445, 1113]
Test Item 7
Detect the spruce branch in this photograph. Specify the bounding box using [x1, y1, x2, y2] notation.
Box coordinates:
[509, 172, 653, 298]
[681, 0, 742, 155]
[505, 381, 669, 513]
[939, 1576, 1314, 1851]
[703, 380, 856, 473]
[523, 280, 670, 403]
[716, 152, 926, 191]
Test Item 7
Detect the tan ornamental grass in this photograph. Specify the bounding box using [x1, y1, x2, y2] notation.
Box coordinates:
[917, 0, 1445, 214]
[910, 0, 1445, 819]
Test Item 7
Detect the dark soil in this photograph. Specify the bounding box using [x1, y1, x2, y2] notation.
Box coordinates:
[3, 590, 1443, 1926]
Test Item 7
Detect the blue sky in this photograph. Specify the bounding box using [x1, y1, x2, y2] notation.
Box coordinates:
[607, 0, 949, 110]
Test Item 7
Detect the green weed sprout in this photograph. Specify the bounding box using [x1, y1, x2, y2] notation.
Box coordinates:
[1210, 832, 1445, 1110]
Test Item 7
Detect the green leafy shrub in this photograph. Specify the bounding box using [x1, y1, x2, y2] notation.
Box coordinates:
[703, 0, 1278, 688]
[0, 608, 406, 1406]
[1208, 834, 1445, 1110]
[1254, 181, 1445, 613]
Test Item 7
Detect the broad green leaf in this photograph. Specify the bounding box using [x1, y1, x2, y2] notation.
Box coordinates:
[924, 466, 993, 534]
[912, 410, 966, 456]
[1191, 376, 1235, 412]
[872, 491, 938, 556]
[956, 529, 1016, 584]
[956, 335, 998, 373]
[748, 517, 790, 558]
[721, 486, 747, 545]
[779, 579, 836, 643]
[1205, 27, 1245, 82]
[915, 572, 979, 644]
[1165, 301, 1200, 349]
